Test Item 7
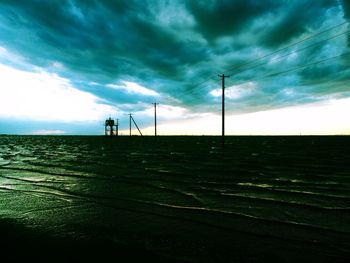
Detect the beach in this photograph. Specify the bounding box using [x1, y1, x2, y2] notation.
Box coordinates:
[0, 135, 349, 262]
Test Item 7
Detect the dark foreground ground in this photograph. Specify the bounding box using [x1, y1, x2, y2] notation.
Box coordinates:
[0, 135, 350, 262]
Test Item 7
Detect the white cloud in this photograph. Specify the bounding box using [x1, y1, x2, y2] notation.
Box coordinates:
[142, 104, 188, 120]
[152, 1, 196, 28]
[107, 81, 159, 96]
[281, 88, 296, 96]
[210, 81, 256, 99]
[0, 63, 117, 122]
[51, 61, 64, 69]
[0, 46, 7, 56]
[0, 46, 31, 69]
[32, 129, 66, 135]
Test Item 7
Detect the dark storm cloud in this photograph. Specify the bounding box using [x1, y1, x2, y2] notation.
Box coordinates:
[0, 0, 209, 90]
[0, 0, 349, 117]
[261, 0, 336, 47]
[186, 0, 281, 41]
[341, 0, 350, 19]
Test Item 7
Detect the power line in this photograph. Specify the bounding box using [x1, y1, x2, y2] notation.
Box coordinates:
[264, 51, 350, 78]
[224, 21, 348, 75]
[227, 29, 350, 78]
[181, 50, 350, 108]
[227, 50, 350, 88]
[128, 113, 143, 136]
[297, 68, 350, 87]
[190, 21, 348, 90]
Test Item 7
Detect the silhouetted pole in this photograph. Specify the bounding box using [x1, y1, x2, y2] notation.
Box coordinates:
[129, 114, 132, 136]
[131, 115, 143, 136]
[218, 74, 230, 148]
[152, 103, 159, 139]
[116, 119, 119, 136]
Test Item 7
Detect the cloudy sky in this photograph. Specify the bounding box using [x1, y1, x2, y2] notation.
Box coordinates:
[1, 0, 350, 135]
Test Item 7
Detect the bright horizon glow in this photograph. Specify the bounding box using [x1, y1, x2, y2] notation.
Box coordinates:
[0, 63, 118, 122]
[137, 98, 350, 136]
[107, 81, 160, 97]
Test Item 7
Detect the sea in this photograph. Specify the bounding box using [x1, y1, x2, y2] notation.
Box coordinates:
[0, 135, 349, 262]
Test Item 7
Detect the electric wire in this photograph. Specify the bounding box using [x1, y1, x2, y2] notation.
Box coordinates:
[184, 50, 350, 105]
[226, 29, 350, 78]
[190, 21, 348, 89]
[226, 50, 350, 87]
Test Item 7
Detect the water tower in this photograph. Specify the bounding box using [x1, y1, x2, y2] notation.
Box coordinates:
[105, 117, 118, 136]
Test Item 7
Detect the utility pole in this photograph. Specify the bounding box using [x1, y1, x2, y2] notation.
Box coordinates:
[129, 114, 132, 137]
[128, 113, 143, 136]
[218, 74, 230, 148]
[152, 103, 159, 139]
[116, 119, 119, 136]
[131, 115, 143, 136]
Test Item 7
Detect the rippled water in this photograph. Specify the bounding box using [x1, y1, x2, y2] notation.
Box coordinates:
[1, 135, 350, 261]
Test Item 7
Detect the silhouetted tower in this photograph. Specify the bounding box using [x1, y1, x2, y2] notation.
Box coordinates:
[152, 103, 159, 139]
[105, 117, 118, 136]
[218, 74, 230, 148]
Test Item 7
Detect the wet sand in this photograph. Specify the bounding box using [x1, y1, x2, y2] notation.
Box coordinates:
[0, 135, 350, 262]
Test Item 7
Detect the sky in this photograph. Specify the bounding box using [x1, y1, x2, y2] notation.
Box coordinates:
[0, 0, 350, 135]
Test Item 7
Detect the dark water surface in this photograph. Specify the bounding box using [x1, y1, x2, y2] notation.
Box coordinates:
[0, 135, 350, 262]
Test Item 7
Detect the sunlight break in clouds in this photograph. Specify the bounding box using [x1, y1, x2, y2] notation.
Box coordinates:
[210, 82, 257, 100]
[142, 104, 188, 120]
[107, 81, 160, 97]
[0, 64, 117, 122]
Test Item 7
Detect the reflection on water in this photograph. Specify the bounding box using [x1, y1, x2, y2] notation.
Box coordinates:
[1, 135, 350, 260]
